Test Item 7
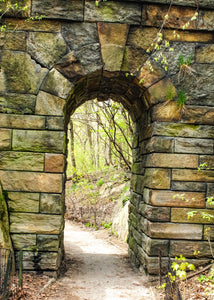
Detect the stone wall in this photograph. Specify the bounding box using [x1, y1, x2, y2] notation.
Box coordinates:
[0, 0, 214, 274]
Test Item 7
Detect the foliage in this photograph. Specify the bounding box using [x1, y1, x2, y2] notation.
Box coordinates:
[177, 90, 187, 108]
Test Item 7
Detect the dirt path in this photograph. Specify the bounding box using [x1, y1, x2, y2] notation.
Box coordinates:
[46, 221, 160, 300]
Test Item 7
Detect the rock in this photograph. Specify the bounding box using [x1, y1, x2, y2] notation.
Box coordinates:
[37, 234, 59, 251]
[45, 153, 64, 173]
[7, 192, 40, 213]
[152, 101, 181, 122]
[35, 91, 65, 116]
[112, 200, 129, 241]
[101, 45, 125, 72]
[46, 117, 64, 130]
[182, 105, 214, 125]
[0, 113, 45, 129]
[175, 137, 213, 154]
[143, 168, 171, 189]
[172, 169, 214, 182]
[171, 208, 214, 224]
[145, 153, 198, 168]
[171, 240, 214, 257]
[40, 193, 63, 214]
[0, 129, 11, 150]
[196, 44, 214, 63]
[0, 93, 36, 114]
[148, 78, 177, 105]
[140, 136, 173, 154]
[11, 234, 36, 251]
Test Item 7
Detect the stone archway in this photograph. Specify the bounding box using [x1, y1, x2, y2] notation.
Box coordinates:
[0, 0, 214, 275]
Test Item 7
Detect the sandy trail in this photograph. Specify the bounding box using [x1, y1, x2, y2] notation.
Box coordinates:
[48, 221, 159, 300]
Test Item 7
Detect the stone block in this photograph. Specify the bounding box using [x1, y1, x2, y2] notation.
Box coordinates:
[145, 189, 205, 208]
[0, 171, 63, 193]
[171, 240, 214, 258]
[204, 225, 214, 240]
[0, 152, 44, 171]
[85, 1, 141, 24]
[130, 174, 144, 195]
[196, 44, 214, 63]
[46, 117, 64, 131]
[0, 129, 11, 150]
[0, 51, 48, 94]
[148, 78, 177, 105]
[4, 18, 61, 32]
[101, 45, 125, 72]
[200, 10, 214, 30]
[98, 22, 128, 47]
[11, 234, 36, 251]
[27, 32, 67, 69]
[144, 168, 171, 189]
[12, 130, 65, 153]
[140, 137, 173, 154]
[21, 251, 58, 270]
[141, 232, 169, 256]
[171, 208, 214, 224]
[41, 69, 73, 99]
[0, 93, 36, 114]
[45, 153, 64, 173]
[10, 213, 63, 234]
[182, 105, 214, 125]
[175, 138, 213, 154]
[37, 235, 59, 251]
[139, 203, 170, 222]
[130, 191, 142, 208]
[32, 0, 84, 21]
[2, 32, 27, 51]
[121, 46, 147, 73]
[40, 193, 63, 214]
[172, 181, 206, 192]
[131, 162, 145, 175]
[0, 114, 45, 129]
[127, 27, 159, 51]
[207, 184, 214, 198]
[35, 91, 65, 116]
[147, 221, 202, 240]
[152, 101, 181, 122]
[7, 192, 39, 213]
[137, 60, 165, 89]
[165, 29, 214, 43]
[172, 169, 214, 182]
[145, 153, 198, 168]
[200, 156, 214, 170]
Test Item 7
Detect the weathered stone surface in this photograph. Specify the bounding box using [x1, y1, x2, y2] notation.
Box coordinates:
[131, 174, 144, 195]
[0, 171, 63, 193]
[27, 32, 67, 69]
[0, 93, 36, 114]
[140, 137, 173, 154]
[1, 32, 27, 51]
[171, 240, 214, 258]
[127, 27, 159, 51]
[139, 203, 170, 221]
[165, 29, 214, 43]
[172, 208, 214, 224]
[207, 184, 214, 198]
[41, 69, 73, 99]
[172, 181, 206, 192]
[145, 153, 198, 168]
[152, 101, 181, 122]
[172, 169, 214, 183]
[152, 123, 214, 138]
[32, 0, 84, 21]
[137, 60, 165, 89]
[4, 18, 61, 32]
[196, 44, 214, 63]
[175, 138, 213, 154]
[62, 22, 98, 51]
[121, 46, 147, 73]
[144, 168, 171, 189]
[204, 225, 214, 240]
[130, 191, 142, 208]
[0, 51, 48, 94]
[148, 78, 177, 105]
[46, 117, 64, 130]
[12, 130, 65, 153]
[21, 251, 58, 270]
[37, 235, 59, 251]
[101, 45, 125, 72]
[0, 114, 45, 129]
[45, 153, 64, 173]
[98, 22, 128, 47]
[200, 10, 214, 30]
[0, 0, 30, 17]
[146, 221, 203, 240]
[131, 162, 145, 175]
[0, 129, 11, 150]
[182, 105, 214, 125]
[144, 189, 205, 208]
[40, 193, 63, 215]
[11, 234, 36, 251]
[0, 152, 44, 171]
[35, 91, 65, 116]
[141, 232, 169, 256]
[10, 213, 63, 234]
[7, 192, 39, 213]
[85, 1, 141, 24]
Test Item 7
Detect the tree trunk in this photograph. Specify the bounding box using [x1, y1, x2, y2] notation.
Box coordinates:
[68, 119, 76, 169]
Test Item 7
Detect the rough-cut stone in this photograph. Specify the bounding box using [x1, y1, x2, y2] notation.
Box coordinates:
[148, 78, 177, 105]
[0, 171, 63, 193]
[204, 225, 214, 240]
[12, 130, 65, 153]
[0, 114, 45, 129]
[152, 101, 181, 122]
[140, 137, 174, 154]
[37, 235, 59, 251]
[32, 0, 84, 21]
[98, 22, 128, 47]
[146, 221, 203, 240]
[196, 44, 214, 63]
[141, 232, 169, 256]
[0, 93, 36, 115]
[172, 169, 214, 183]
[145, 153, 198, 168]
[0, 129, 11, 150]
[10, 213, 63, 234]
[35, 91, 65, 116]
[0, 51, 48, 94]
[0, 152, 44, 171]
[172, 181, 206, 192]
[0, 0, 30, 18]
[165, 29, 214, 43]
[45, 153, 64, 173]
[2, 32, 27, 51]
[21, 251, 59, 270]
[11, 234, 36, 251]
[137, 60, 165, 89]
[131, 174, 144, 195]
[41, 69, 73, 99]
[85, 1, 141, 24]
[46, 117, 64, 131]
[121, 46, 147, 73]
[143, 168, 171, 189]
[144, 189, 205, 208]
[4, 18, 61, 32]
[7, 192, 39, 213]
[171, 208, 214, 224]
[171, 240, 214, 258]
[131, 162, 145, 175]
[27, 32, 67, 69]
[127, 27, 159, 51]
[40, 193, 63, 214]
[139, 203, 170, 221]
[182, 106, 214, 125]
[101, 45, 125, 72]
[175, 138, 213, 154]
